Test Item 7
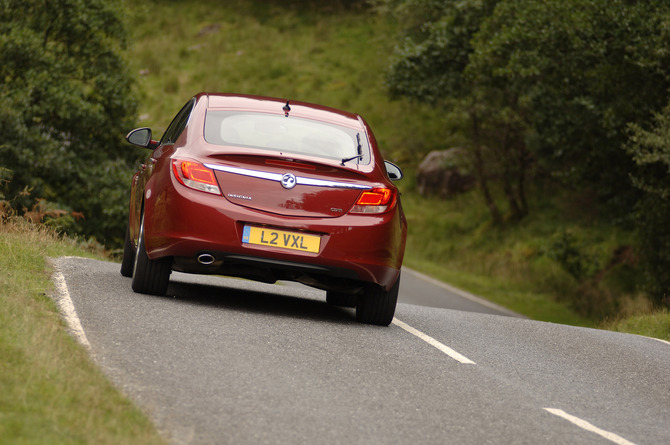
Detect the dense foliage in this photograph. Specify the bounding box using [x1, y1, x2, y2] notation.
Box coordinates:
[627, 107, 670, 305]
[0, 0, 139, 245]
[378, 0, 670, 305]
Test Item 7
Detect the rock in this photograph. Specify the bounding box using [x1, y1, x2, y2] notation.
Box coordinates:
[197, 23, 221, 38]
[416, 149, 476, 197]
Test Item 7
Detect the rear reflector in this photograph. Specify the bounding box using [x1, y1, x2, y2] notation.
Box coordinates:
[172, 160, 221, 195]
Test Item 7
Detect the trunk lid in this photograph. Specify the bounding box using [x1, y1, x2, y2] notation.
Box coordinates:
[207, 155, 372, 218]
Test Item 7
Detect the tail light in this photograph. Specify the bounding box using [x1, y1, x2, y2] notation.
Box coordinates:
[172, 160, 221, 195]
[349, 188, 396, 214]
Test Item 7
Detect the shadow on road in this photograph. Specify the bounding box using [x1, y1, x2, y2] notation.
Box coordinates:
[138, 277, 362, 325]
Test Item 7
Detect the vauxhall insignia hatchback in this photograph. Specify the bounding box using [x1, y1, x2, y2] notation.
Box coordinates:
[121, 93, 407, 325]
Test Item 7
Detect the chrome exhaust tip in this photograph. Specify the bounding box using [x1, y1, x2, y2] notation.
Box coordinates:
[197, 253, 216, 265]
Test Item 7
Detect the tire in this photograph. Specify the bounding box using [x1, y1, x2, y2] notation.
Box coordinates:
[120, 224, 135, 277]
[326, 291, 357, 308]
[131, 213, 171, 295]
[356, 272, 400, 326]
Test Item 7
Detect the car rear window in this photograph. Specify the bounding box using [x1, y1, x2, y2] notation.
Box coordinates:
[204, 111, 369, 163]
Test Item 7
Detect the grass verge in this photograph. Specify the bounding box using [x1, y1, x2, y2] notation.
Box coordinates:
[603, 309, 670, 342]
[401, 186, 670, 341]
[0, 219, 164, 444]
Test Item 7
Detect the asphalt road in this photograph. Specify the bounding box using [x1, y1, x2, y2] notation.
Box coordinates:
[399, 267, 521, 317]
[51, 257, 670, 445]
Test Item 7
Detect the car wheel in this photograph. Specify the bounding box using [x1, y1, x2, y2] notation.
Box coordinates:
[131, 213, 171, 295]
[120, 224, 135, 277]
[326, 291, 356, 308]
[356, 272, 400, 326]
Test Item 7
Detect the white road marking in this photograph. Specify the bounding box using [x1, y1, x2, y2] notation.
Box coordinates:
[649, 336, 670, 346]
[49, 258, 91, 349]
[392, 318, 475, 364]
[544, 408, 637, 445]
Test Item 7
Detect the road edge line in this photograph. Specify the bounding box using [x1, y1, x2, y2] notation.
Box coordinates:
[647, 336, 670, 346]
[48, 257, 91, 350]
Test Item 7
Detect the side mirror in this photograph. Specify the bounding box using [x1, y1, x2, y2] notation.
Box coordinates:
[126, 127, 156, 148]
[385, 161, 404, 181]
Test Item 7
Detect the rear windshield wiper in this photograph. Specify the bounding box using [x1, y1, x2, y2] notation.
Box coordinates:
[341, 133, 363, 165]
[341, 155, 363, 165]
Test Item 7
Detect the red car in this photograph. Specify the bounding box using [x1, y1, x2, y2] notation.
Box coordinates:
[121, 93, 407, 325]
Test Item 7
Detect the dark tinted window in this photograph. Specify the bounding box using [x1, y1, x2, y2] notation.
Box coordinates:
[161, 98, 196, 145]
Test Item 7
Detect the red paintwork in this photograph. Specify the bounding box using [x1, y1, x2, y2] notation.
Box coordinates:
[128, 93, 406, 291]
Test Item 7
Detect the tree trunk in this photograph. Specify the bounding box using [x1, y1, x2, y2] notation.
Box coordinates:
[517, 145, 529, 217]
[502, 174, 522, 220]
[471, 112, 503, 224]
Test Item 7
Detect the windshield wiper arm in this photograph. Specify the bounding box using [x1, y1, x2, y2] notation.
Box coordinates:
[341, 133, 363, 165]
[341, 155, 363, 165]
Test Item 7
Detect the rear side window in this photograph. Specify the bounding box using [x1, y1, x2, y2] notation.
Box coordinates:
[204, 111, 369, 163]
[161, 98, 196, 145]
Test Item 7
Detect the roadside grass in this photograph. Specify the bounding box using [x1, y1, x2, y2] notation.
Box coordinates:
[401, 185, 670, 339]
[401, 187, 594, 327]
[603, 309, 670, 342]
[0, 218, 165, 444]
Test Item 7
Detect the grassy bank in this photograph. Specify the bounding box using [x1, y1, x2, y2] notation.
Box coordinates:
[402, 186, 669, 338]
[0, 219, 165, 444]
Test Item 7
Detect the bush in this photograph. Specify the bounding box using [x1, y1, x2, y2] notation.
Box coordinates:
[546, 230, 600, 281]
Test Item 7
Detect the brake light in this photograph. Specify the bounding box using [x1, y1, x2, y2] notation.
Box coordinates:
[350, 188, 396, 214]
[172, 160, 221, 195]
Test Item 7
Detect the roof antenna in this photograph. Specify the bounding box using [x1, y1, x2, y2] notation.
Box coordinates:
[283, 100, 291, 117]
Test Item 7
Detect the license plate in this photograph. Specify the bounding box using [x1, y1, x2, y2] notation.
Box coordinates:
[242, 226, 321, 253]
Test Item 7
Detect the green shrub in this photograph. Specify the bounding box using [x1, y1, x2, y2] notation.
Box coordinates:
[545, 230, 600, 281]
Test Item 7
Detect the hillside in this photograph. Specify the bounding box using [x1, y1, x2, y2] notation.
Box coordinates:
[125, 0, 444, 164]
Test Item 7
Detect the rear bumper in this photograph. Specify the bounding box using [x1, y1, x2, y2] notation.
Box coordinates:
[141, 173, 406, 290]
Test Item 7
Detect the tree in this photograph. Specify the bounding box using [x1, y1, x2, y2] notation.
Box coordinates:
[0, 0, 139, 244]
[379, 0, 670, 222]
[468, 0, 670, 213]
[380, 0, 528, 223]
